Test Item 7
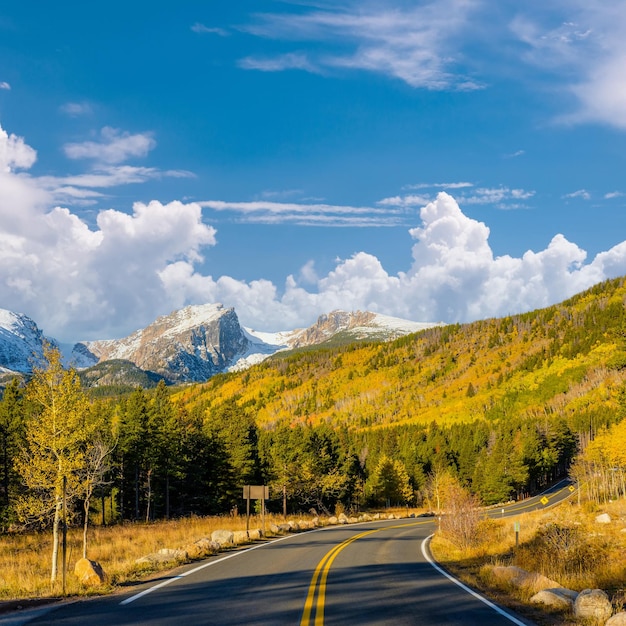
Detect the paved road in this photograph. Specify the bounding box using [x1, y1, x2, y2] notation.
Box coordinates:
[11, 480, 575, 625]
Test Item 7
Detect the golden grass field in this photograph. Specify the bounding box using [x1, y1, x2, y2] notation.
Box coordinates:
[430, 500, 626, 625]
[0, 513, 287, 600]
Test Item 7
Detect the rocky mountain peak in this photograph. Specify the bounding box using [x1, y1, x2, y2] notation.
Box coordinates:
[74, 303, 249, 383]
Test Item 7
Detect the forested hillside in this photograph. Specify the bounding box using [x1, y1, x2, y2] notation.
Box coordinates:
[179, 277, 626, 434]
[0, 278, 625, 538]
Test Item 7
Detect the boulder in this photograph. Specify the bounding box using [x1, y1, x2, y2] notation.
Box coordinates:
[185, 538, 220, 559]
[232, 530, 249, 544]
[530, 588, 577, 610]
[211, 530, 234, 546]
[248, 528, 263, 541]
[337, 513, 348, 525]
[287, 521, 300, 531]
[312, 516, 320, 527]
[574, 589, 613, 622]
[596, 513, 612, 524]
[269, 523, 280, 534]
[328, 516, 338, 525]
[74, 557, 106, 586]
[607, 612, 626, 626]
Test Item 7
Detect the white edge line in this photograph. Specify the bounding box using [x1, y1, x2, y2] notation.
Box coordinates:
[120, 533, 299, 606]
[420, 534, 529, 626]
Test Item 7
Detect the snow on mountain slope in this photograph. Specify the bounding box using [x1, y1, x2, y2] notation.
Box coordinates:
[0, 308, 55, 374]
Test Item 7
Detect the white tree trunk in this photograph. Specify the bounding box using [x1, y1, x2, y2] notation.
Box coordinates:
[51, 497, 62, 583]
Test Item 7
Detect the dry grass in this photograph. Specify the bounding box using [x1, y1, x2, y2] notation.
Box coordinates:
[430, 499, 626, 625]
[0, 513, 288, 601]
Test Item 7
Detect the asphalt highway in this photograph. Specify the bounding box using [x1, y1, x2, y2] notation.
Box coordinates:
[13, 480, 575, 626]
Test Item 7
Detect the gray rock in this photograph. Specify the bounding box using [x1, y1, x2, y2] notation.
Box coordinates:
[574, 589, 613, 622]
[530, 588, 577, 610]
[211, 529, 234, 546]
[596, 513, 612, 524]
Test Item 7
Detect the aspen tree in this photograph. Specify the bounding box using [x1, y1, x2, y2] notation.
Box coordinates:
[16, 346, 91, 584]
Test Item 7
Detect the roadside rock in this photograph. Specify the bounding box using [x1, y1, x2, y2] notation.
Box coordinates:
[328, 516, 338, 525]
[573, 589, 612, 622]
[232, 530, 249, 544]
[248, 528, 263, 541]
[184, 538, 220, 558]
[530, 588, 577, 610]
[74, 557, 106, 586]
[607, 612, 626, 625]
[211, 530, 234, 546]
[596, 513, 612, 524]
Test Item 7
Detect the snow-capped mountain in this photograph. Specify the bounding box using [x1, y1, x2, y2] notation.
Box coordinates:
[0, 308, 56, 378]
[0, 303, 441, 386]
[73, 304, 250, 383]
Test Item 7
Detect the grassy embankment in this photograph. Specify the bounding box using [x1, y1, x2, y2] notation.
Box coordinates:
[430, 499, 626, 625]
[0, 513, 290, 601]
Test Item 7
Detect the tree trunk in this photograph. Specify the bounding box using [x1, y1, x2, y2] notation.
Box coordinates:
[51, 497, 62, 583]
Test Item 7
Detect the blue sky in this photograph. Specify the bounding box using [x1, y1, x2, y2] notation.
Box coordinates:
[1, 1, 626, 342]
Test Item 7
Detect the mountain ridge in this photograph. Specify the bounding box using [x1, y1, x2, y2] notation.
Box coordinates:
[0, 304, 440, 385]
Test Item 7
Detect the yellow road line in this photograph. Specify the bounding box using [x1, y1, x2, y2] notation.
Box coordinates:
[301, 484, 577, 624]
[300, 521, 427, 626]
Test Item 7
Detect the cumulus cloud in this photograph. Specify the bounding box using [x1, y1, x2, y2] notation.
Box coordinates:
[0, 81, 10, 90]
[166, 192, 626, 332]
[0, 125, 37, 172]
[63, 127, 156, 164]
[2, 125, 626, 342]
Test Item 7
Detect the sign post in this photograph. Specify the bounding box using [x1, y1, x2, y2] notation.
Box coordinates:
[243, 485, 270, 534]
[514, 521, 520, 547]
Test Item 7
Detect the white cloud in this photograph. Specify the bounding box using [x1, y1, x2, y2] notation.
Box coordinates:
[60, 102, 92, 117]
[238, 53, 320, 73]
[63, 127, 156, 164]
[200, 199, 402, 226]
[239, 1, 483, 90]
[380, 186, 535, 210]
[0, 125, 37, 172]
[605, 191, 624, 199]
[511, 3, 626, 129]
[191, 23, 229, 36]
[404, 182, 474, 190]
[563, 189, 591, 200]
[0, 81, 10, 90]
[163, 192, 626, 332]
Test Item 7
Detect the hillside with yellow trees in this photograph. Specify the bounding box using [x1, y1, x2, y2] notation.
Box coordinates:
[177, 276, 626, 436]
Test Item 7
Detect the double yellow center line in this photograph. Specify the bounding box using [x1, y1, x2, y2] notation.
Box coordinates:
[300, 522, 426, 625]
